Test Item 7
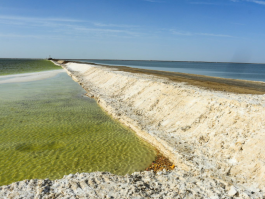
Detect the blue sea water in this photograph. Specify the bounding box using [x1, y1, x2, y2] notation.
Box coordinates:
[74, 60, 265, 82]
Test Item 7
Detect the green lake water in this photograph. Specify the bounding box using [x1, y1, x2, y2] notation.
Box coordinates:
[0, 59, 61, 76]
[0, 66, 156, 186]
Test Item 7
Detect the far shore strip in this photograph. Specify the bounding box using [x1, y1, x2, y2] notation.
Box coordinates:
[59, 60, 265, 95]
[99, 64, 265, 94]
[0, 69, 64, 84]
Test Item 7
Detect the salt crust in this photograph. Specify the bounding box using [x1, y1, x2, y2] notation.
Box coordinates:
[1, 171, 263, 198]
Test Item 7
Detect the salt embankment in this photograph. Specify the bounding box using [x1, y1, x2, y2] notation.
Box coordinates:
[1, 61, 265, 198]
[65, 62, 265, 188]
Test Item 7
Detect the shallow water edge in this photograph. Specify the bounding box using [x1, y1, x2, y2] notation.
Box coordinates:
[0, 70, 157, 186]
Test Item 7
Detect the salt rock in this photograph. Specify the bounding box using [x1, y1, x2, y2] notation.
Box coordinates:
[228, 186, 237, 196]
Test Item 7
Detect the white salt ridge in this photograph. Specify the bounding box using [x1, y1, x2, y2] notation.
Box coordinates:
[62, 62, 265, 193]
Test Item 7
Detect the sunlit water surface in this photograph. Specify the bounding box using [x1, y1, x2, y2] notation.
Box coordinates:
[0, 72, 156, 186]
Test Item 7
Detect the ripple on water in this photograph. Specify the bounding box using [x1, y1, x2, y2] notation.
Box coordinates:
[0, 73, 156, 186]
[15, 141, 66, 152]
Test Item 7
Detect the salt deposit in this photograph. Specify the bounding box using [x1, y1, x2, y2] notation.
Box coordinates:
[63, 62, 265, 190]
[1, 170, 263, 198]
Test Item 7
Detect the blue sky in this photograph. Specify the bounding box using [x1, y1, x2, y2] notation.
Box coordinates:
[0, 0, 265, 63]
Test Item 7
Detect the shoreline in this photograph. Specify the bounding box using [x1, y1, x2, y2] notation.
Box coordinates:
[59, 60, 265, 94]
[53, 58, 265, 65]
[1, 60, 265, 198]
[94, 64, 265, 94]
[103, 64, 265, 93]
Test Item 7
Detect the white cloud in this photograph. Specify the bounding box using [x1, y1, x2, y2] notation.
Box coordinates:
[231, 0, 265, 5]
[189, 2, 222, 5]
[197, 33, 233, 37]
[143, 0, 164, 2]
[0, 15, 83, 30]
[171, 31, 193, 36]
[171, 30, 233, 37]
[0, 15, 141, 38]
[0, 33, 62, 39]
[0, 15, 82, 23]
[247, 0, 265, 5]
[231, 22, 245, 25]
[72, 27, 139, 36]
[93, 22, 138, 28]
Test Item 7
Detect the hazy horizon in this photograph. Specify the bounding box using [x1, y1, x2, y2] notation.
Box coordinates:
[1, 58, 265, 64]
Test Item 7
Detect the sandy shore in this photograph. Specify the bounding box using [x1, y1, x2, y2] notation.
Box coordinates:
[1, 61, 265, 198]
[0, 69, 64, 84]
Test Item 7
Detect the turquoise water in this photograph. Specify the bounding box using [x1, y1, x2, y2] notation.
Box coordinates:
[0, 67, 156, 186]
[74, 59, 265, 82]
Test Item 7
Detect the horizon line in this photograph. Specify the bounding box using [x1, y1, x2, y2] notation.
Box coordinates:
[56, 58, 265, 65]
[1, 58, 265, 65]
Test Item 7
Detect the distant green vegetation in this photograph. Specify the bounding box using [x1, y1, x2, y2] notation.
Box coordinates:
[0, 59, 61, 76]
